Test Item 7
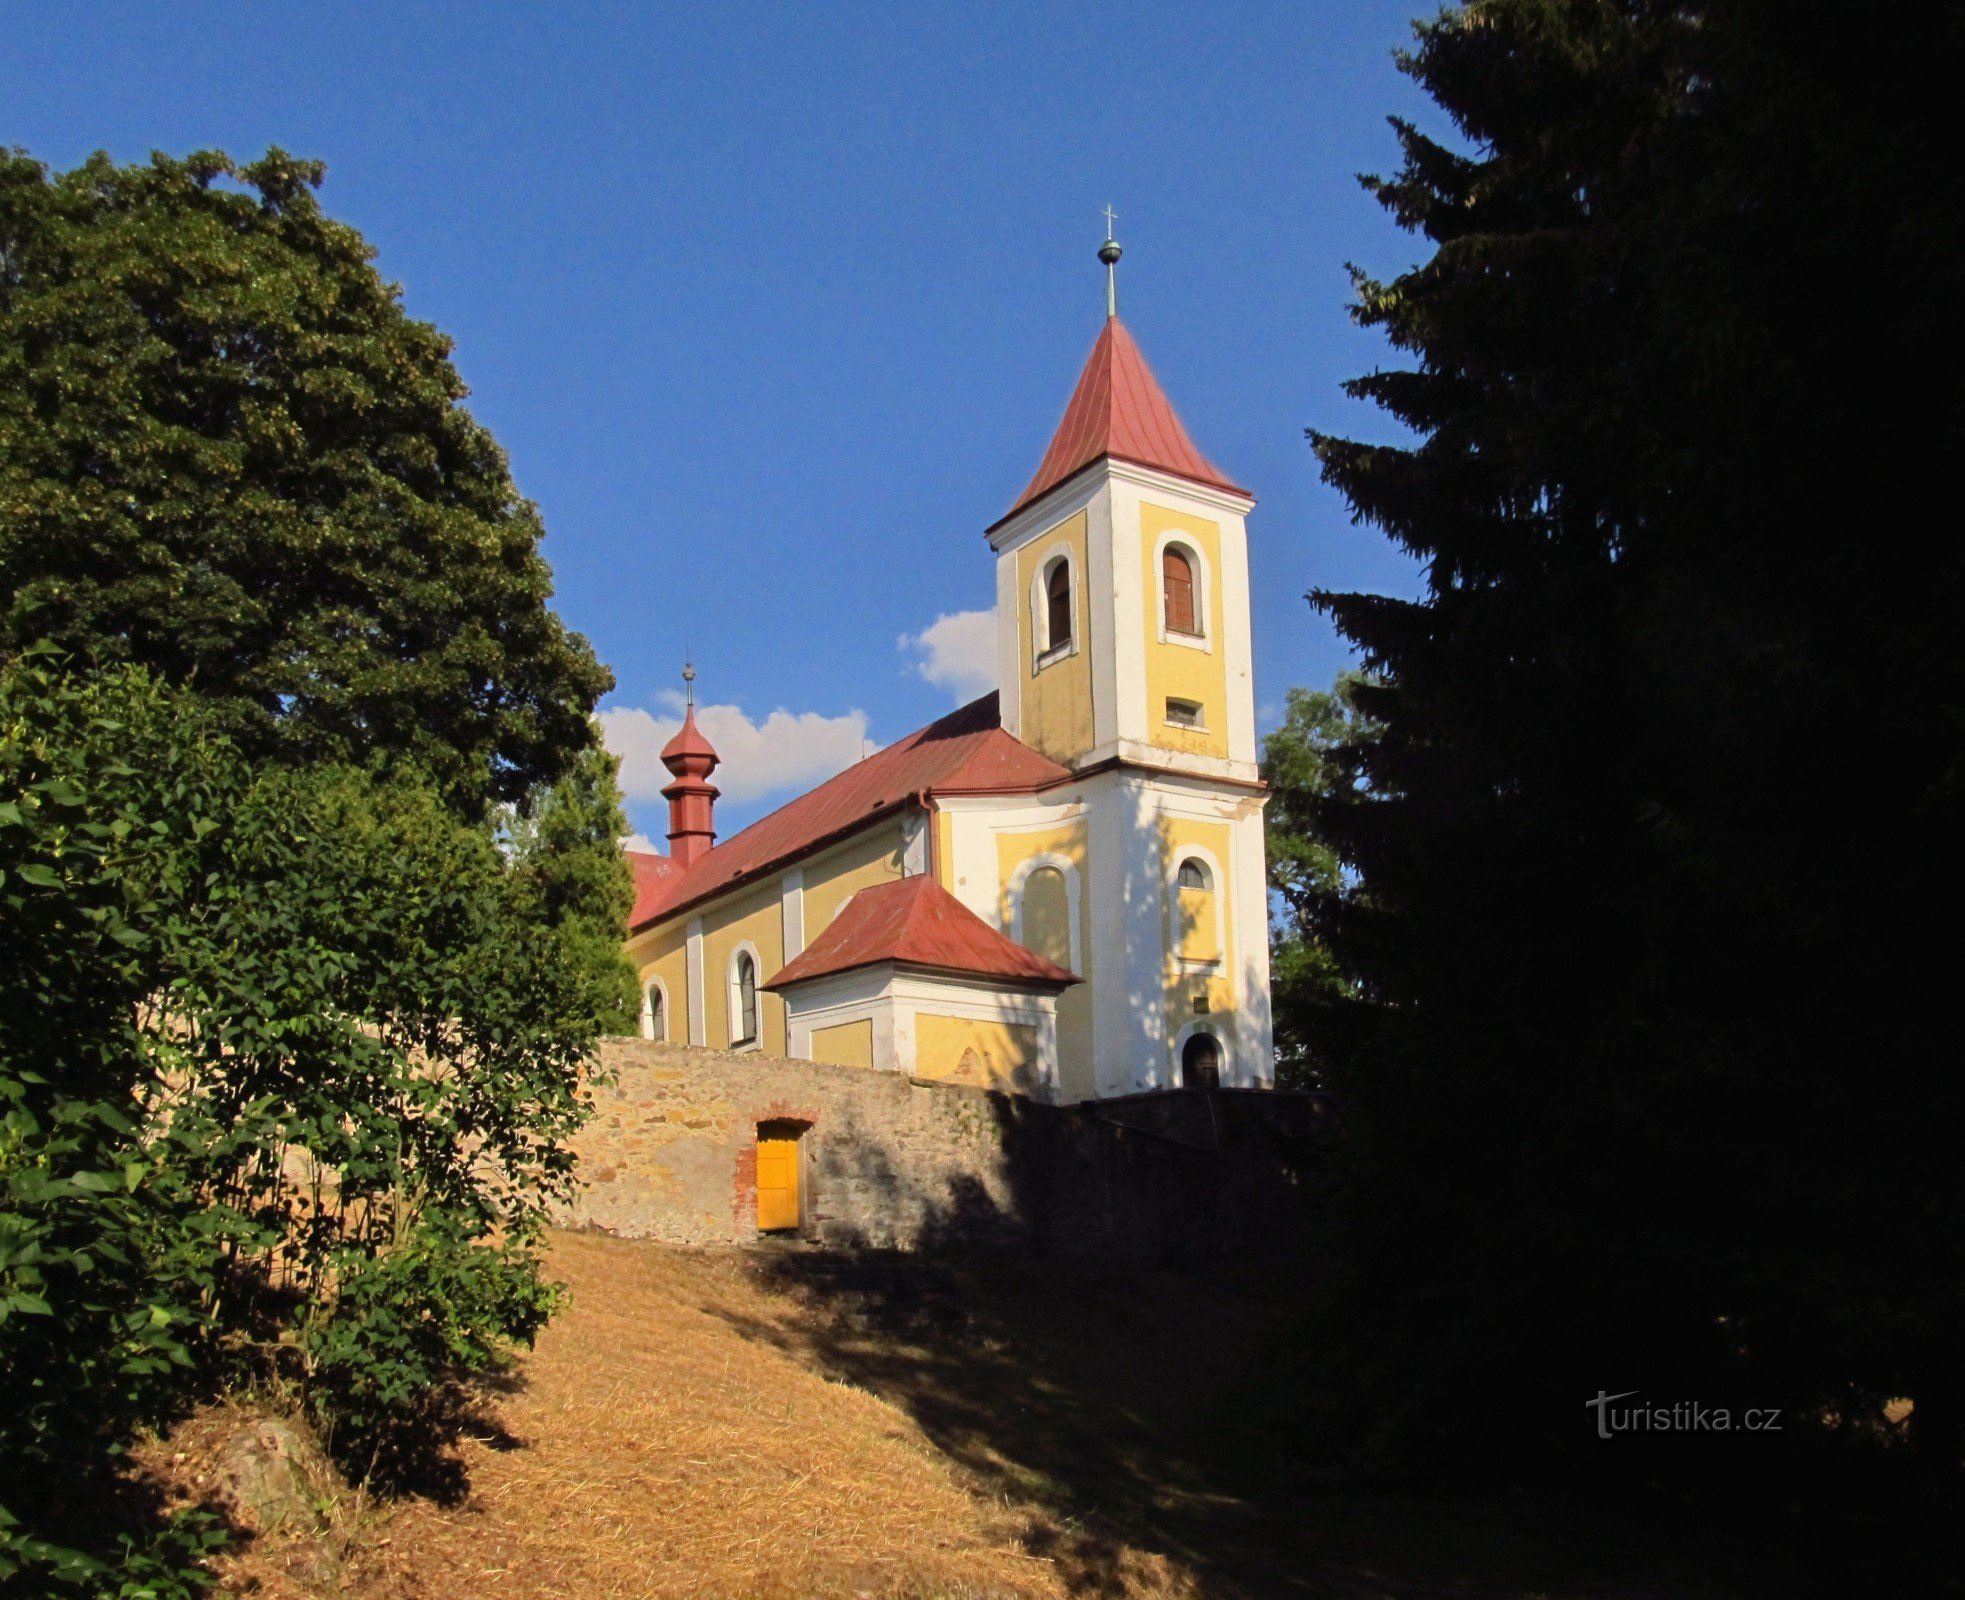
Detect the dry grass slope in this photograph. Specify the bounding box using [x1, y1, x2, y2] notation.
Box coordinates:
[150, 1230, 1858, 1600]
[371, 1233, 1118, 1600]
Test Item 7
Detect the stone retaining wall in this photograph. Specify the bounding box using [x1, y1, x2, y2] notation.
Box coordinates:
[565, 1037, 1328, 1262]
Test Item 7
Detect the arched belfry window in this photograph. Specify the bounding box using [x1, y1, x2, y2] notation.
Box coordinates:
[1163, 545, 1198, 636]
[731, 950, 759, 1047]
[1045, 558, 1073, 652]
[1171, 853, 1221, 967]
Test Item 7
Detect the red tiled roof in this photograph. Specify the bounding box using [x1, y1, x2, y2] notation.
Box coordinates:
[1001, 317, 1247, 523]
[628, 693, 1070, 931]
[763, 874, 1080, 991]
[626, 850, 682, 927]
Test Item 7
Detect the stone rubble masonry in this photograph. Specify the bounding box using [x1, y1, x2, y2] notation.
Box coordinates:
[563, 1038, 1328, 1261]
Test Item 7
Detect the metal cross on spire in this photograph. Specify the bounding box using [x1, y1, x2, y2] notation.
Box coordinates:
[1098, 205, 1123, 319]
[681, 657, 696, 710]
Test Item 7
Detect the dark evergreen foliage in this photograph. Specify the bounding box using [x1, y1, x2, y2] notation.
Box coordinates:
[1305, 0, 1963, 1508]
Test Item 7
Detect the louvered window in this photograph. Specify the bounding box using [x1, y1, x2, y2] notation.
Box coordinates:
[1163, 545, 1198, 635]
[1045, 559, 1073, 651]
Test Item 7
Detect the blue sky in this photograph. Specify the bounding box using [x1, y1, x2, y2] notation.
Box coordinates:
[8, 1, 1435, 843]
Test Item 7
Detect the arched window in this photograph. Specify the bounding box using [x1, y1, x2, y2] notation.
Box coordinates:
[1172, 853, 1220, 966]
[1019, 865, 1072, 971]
[642, 981, 667, 1043]
[732, 950, 759, 1046]
[1163, 545, 1198, 636]
[1045, 558, 1073, 652]
[1008, 852, 1084, 974]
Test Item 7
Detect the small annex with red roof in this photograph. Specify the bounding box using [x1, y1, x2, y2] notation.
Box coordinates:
[759, 876, 1079, 1096]
[766, 875, 1078, 993]
[622, 236, 1275, 1106]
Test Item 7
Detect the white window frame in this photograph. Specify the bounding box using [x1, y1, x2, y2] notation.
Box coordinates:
[1030, 543, 1081, 673]
[1164, 696, 1209, 732]
[727, 940, 764, 1052]
[1005, 851, 1083, 975]
[1153, 532, 1213, 653]
[640, 976, 671, 1043]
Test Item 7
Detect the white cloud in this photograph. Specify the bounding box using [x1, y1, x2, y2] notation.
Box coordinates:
[621, 832, 661, 855]
[898, 608, 997, 703]
[600, 692, 872, 807]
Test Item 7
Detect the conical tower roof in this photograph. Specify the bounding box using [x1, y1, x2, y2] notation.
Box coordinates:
[1002, 317, 1246, 522]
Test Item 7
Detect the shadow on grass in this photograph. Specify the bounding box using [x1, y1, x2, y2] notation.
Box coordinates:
[347, 1364, 531, 1505]
[716, 1245, 1861, 1600]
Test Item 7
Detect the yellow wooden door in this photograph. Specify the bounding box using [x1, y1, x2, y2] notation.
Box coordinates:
[756, 1136, 800, 1231]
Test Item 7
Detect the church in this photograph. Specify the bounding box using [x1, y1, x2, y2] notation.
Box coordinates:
[622, 237, 1272, 1103]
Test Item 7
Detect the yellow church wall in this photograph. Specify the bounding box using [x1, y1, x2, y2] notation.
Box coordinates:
[702, 878, 786, 1055]
[1015, 511, 1095, 764]
[933, 807, 955, 890]
[801, 818, 909, 941]
[994, 819, 1094, 1099]
[624, 814, 908, 1057]
[1159, 814, 1237, 1035]
[809, 1019, 875, 1070]
[914, 1013, 1041, 1094]
[629, 921, 690, 1045]
[1139, 502, 1230, 761]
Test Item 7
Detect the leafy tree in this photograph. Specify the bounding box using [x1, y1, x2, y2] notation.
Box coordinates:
[1259, 673, 1369, 1085]
[0, 148, 612, 815]
[1, 655, 594, 1588]
[1304, 0, 1963, 1511]
[506, 737, 640, 1036]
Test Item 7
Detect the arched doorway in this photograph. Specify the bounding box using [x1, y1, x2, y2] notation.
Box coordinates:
[1181, 1030, 1222, 1091]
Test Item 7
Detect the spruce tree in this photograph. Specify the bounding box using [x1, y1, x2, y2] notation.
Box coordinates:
[1307, 0, 1963, 1501]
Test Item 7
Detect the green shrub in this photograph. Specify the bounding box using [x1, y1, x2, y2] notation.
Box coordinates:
[1, 653, 598, 1588]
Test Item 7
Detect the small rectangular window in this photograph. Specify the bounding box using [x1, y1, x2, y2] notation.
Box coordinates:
[1165, 698, 1204, 729]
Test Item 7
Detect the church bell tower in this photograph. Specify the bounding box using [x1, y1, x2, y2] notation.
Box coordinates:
[978, 218, 1272, 1097]
[985, 221, 1260, 788]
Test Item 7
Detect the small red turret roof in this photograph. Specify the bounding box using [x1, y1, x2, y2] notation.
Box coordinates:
[1000, 317, 1247, 524]
[660, 704, 718, 767]
[763, 874, 1080, 992]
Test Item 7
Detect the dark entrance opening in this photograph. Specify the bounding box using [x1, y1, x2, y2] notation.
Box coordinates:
[1181, 1031, 1221, 1090]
